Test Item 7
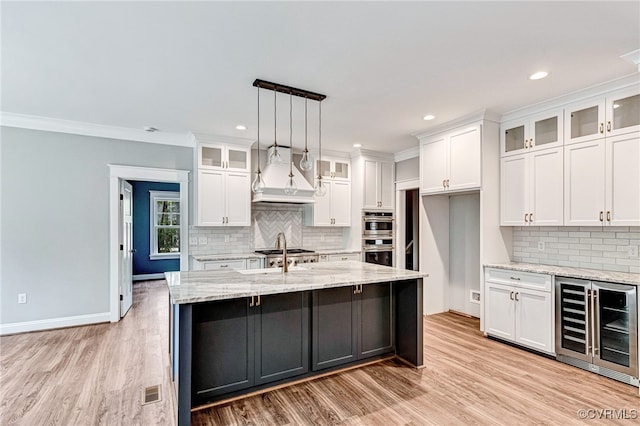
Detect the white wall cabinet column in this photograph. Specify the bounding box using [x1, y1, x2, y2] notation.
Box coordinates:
[304, 156, 351, 226]
[500, 154, 529, 226]
[564, 139, 606, 226]
[363, 158, 395, 210]
[606, 133, 640, 226]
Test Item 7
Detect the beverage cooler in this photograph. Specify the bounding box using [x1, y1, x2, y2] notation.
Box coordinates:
[555, 277, 638, 385]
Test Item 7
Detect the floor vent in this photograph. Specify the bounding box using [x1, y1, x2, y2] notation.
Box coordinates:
[142, 385, 162, 405]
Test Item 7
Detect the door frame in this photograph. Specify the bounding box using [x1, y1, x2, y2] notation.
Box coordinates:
[108, 165, 190, 322]
[395, 178, 420, 269]
[120, 180, 134, 317]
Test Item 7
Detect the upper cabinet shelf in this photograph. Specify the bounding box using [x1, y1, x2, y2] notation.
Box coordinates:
[198, 142, 250, 173]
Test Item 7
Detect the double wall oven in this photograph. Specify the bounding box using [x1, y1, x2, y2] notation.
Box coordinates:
[362, 211, 394, 267]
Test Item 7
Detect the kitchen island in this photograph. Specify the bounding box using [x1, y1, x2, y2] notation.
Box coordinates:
[166, 261, 426, 426]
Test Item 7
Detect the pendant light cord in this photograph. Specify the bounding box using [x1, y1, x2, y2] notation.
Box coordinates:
[318, 101, 322, 179]
[289, 93, 293, 176]
[304, 97, 308, 153]
[274, 90, 277, 147]
[256, 87, 260, 172]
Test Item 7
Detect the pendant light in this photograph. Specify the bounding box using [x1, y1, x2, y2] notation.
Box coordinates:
[251, 87, 265, 193]
[268, 90, 283, 165]
[314, 101, 327, 197]
[284, 93, 298, 195]
[299, 97, 312, 171]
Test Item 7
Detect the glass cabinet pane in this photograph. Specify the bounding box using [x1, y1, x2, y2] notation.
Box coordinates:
[598, 289, 631, 367]
[612, 94, 640, 131]
[504, 125, 525, 153]
[334, 161, 349, 179]
[570, 106, 599, 139]
[317, 160, 331, 178]
[227, 149, 247, 169]
[534, 116, 558, 146]
[201, 146, 223, 168]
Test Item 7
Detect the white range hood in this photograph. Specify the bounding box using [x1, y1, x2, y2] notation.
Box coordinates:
[252, 146, 315, 204]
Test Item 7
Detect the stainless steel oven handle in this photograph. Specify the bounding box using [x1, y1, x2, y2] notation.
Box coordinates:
[362, 246, 394, 252]
[363, 217, 394, 223]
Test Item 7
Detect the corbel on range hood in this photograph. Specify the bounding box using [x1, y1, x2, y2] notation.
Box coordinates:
[252, 146, 315, 204]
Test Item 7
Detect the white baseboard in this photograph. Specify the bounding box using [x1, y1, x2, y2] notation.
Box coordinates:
[0, 312, 111, 336]
[133, 273, 166, 281]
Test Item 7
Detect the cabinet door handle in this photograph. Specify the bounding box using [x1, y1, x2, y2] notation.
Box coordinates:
[524, 213, 529, 223]
[249, 296, 255, 307]
[510, 291, 515, 300]
[514, 292, 520, 302]
[446, 179, 450, 188]
[599, 211, 604, 222]
[354, 285, 358, 295]
[530, 138, 534, 147]
[525, 139, 529, 149]
[529, 212, 533, 223]
[606, 121, 611, 132]
[606, 211, 611, 222]
[510, 276, 521, 281]
[599, 123, 604, 134]
[220, 264, 228, 268]
[256, 295, 261, 306]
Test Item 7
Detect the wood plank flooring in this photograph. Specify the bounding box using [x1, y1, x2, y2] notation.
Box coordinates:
[2, 280, 638, 425]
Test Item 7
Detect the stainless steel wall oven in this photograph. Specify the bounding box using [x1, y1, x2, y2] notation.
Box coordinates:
[362, 211, 394, 267]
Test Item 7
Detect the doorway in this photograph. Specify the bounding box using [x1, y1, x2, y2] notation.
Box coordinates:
[108, 165, 190, 323]
[404, 189, 419, 271]
[120, 180, 133, 317]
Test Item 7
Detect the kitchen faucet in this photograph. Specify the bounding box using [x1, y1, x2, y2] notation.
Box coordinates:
[275, 232, 288, 273]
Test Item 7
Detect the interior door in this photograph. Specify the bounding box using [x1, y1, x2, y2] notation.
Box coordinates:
[120, 180, 133, 317]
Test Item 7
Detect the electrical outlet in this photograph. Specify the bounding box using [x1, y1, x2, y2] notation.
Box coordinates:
[189, 237, 198, 245]
[198, 236, 208, 245]
[18, 293, 27, 304]
[538, 241, 545, 251]
[224, 235, 230, 243]
[629, 246, 639, 258]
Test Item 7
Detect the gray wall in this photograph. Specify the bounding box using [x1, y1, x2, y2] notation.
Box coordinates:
[1, 127, 193, 324]
[395, 156, 419, 181]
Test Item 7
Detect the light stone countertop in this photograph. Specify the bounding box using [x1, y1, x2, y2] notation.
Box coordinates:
[315, 249, 361, 255]
[166, 260, 426, 304]
[484, 262, 640, 286]
[192, 253, 266, 262]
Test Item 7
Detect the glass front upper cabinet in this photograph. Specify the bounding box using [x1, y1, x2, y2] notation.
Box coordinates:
[316, 158, 350, 180]
[501, 110, 562, 156]
[607, 87, 640, 136]
[199, 143, 249, 172]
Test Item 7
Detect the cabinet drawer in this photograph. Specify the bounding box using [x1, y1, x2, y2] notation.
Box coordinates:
[203, 259, 247, 270]
[485, 268, 551, 292]
[329, 253, 360, 262]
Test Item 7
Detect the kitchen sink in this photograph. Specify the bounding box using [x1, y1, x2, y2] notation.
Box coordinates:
[237, 266, 308, 275]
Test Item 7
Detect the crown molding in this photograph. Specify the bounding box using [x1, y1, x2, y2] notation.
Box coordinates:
[350, 148, 395, 161]
[412, 109, 500, 140]
[0, 112, 194, 147]
[394, 146, 420, 162]
[191, 132, 255, 147]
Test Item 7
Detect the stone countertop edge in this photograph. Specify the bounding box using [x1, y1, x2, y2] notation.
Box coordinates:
[166, 261, 427, 304]
[484, 262, 640, 286]
[315, 249, 361, 255]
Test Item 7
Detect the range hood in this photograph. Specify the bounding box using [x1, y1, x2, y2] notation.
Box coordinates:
[252, 146, 316, 204]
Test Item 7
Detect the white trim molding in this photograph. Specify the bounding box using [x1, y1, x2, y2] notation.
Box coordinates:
[1, 112, 195, 147]
[395, 178, 420, 191]
[0, 312, 110, 336]
[133, 273, 167, 281]
[394, 146, 420, 162]
[109, 165, 190, 323]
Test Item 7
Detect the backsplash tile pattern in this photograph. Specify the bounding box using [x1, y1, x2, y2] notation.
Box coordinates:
[189, 203, 347, 255]
[512, 226, 640, 273]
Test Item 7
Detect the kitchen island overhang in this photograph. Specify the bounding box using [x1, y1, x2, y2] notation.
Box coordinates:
[166, 261, 426, 426]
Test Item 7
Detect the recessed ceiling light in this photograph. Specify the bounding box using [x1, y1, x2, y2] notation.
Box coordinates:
[144, 126, 158, 132]
[613, 103, 620, 109]
[529, 71, 549, 80]
[353, 143, 362, 148]
[235, 125, 247, 130]
[423, 114, 435, 121]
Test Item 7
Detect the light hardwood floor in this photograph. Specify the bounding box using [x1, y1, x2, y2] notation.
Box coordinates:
[1, 280, 638, 425]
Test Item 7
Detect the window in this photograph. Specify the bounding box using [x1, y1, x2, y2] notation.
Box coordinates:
[150, 191, 180, 259]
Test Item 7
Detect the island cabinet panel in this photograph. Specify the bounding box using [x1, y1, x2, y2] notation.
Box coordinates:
[311, 286, 358, 370]
[359, 282, 394, 358]
[311, 282, 395, 371]
[191, 292, 309, 404]
[192, 298, 255, 400]
[254, 292, 310, 385]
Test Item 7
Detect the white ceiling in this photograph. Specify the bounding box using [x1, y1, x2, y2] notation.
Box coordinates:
[2, 1, 639, 153]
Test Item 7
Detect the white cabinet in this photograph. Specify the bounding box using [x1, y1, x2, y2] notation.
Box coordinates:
[328, 253, 360, 262]
[501, 110, 563, 156]
[564, 133, 640, 226]
[305, 158, 351, 226]
[195, 139, 252, 227]
[420, 125, 481, 195]
[501, 147, 563, 226]
[363, 159, 394, 209]
[565, 86, 640, 145]
[484, 268, 554, 354]
[193, 257, 263, 271]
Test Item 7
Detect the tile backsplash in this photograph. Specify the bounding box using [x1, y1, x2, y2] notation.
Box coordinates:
[512, 226, 640, 273]
[189, 203, 347, 255]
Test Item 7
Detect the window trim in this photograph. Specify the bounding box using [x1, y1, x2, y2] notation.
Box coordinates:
[149, 190, 181, 260]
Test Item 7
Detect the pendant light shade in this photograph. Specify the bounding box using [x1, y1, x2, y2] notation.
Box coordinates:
[268, 90, 283, 165]
[251, 87, 265, 193]
[299, 97, 312, 171]
[314, 101, 326, 197]
[284, 93, 298, 195]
